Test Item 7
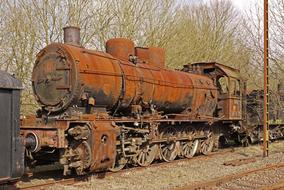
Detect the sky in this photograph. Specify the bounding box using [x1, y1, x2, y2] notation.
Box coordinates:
[232, 0, 253, 9]
[190, 0, 260, 12]
[231, 0, 259, 12]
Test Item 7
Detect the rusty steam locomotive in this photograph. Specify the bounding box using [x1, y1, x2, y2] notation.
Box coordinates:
[17, 26, 247, 176]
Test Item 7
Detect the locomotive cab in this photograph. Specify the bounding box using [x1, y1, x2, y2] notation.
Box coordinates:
[189, 62, 243, 121]
[217, 75, 241, 120]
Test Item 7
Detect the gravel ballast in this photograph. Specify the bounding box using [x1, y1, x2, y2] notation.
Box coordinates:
[43, 141, 284, 190]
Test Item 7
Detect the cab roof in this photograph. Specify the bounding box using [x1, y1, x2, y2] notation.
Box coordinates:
[189, 62, 240, 79]
[0, 70, 22, 89]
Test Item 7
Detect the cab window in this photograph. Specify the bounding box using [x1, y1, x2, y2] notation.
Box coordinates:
[230, 79, 240, 96]
[217, 77, 228, 94]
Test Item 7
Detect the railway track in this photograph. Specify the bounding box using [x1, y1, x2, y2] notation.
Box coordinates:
[174, 162, 284, 190]
[17, 149, 233, 190]
[260, 179, 284, 190]
[18, 178, 80, 190]
[16, 144, 284, 190]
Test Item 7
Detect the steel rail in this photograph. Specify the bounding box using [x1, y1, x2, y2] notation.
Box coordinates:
[173, 163, 284, 190]
[260, 179, 284, 190]
[17, 149, 233, 190]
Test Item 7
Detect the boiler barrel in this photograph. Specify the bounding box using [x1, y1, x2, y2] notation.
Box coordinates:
[32, 42, 217, 115]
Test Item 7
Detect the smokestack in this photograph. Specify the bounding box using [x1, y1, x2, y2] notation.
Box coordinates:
[63, 26, 80, 46]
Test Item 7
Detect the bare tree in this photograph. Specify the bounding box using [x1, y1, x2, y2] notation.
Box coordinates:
[245, 0, 284, 90]
[165, 0, 252, 74]
[87, 0, 178, 49]
[0, 0, 178, 114]
[0, 0, 258, 114]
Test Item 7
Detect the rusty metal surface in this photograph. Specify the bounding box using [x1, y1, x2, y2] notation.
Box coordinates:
[32, 40, 218, 119]
[263, 0, 269, 157]
[190, 62, 240, 79]
[32, 43, 79, 112]
[106, 38, 135, 61]
[21, 128, 66, 151]
[148, 47, 165, 68]
[23, 31, 247, 177]
[21, 118, 118, 175]
[59, 120, 117, 175]
[185, 62, 243, 120]
[135, 47, 165, 68]
[89, 121, 117, 171]
[135, 47, 149, 63]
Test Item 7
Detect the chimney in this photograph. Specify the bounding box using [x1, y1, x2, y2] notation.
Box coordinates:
[63, 26, 80, 46]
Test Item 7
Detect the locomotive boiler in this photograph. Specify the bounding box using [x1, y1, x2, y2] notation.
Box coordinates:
[21, 26, 245, 175]
[32, 27, 217, 117]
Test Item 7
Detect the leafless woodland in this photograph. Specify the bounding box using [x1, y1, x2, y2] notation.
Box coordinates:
[0, 0, 283, 114]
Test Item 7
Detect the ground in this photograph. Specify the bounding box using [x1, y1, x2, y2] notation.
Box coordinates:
[42, 141, 284, 190]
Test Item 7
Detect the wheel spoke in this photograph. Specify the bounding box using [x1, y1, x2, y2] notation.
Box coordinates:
[160, 141, 178, 162]
[159, 127, 179, 162]
[200, 136, 214, 155]
[141, 152, 145, 164]
[109, 154, 128, 172]
[137, 144, 158, 167]
[181, 140, 199, 158]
